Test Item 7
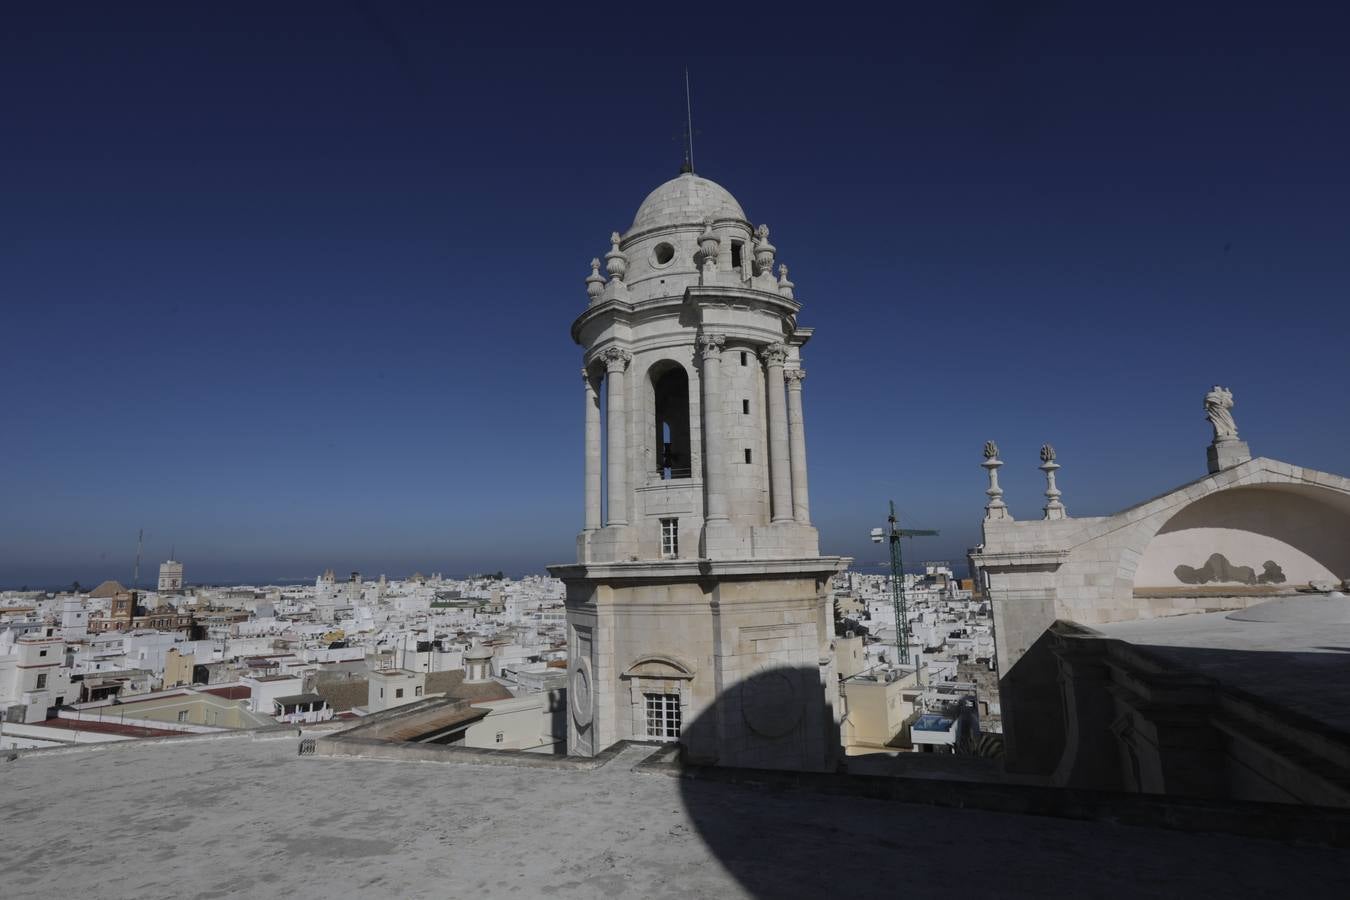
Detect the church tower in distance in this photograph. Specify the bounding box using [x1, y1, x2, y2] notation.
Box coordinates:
[549, 169, 847, 771]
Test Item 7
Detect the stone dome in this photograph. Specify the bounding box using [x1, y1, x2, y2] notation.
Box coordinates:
[630, 172, 747, 233]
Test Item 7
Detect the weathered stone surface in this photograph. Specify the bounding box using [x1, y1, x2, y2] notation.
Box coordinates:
[6, 737, 1350, 898]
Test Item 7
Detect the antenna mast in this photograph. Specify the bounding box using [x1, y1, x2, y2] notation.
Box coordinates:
[683, 67, 695, 173]
[133, 528, 143, 591]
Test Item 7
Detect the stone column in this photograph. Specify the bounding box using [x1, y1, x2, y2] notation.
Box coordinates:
[583, 368, 602, 531]
[698, 334, 729, 523]
[601, 347, 632, 527]
[762, 343, 794, 524]
[785, 368, 810, 525]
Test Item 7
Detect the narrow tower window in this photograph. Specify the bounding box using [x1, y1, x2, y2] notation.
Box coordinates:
[740, 351, 747, 366]
[660, 518, 679, 558]
[742, 399, 750, 415]
[744, 448, 752, 464]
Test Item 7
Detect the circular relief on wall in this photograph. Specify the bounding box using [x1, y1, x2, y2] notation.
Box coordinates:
[571, 657, 593, 727]
[651, 241, 676, 267]
[739, 668, 802, 738]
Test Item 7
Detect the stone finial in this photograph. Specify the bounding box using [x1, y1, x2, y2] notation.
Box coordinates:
[753, 223, 776, 274]
[1203, 384, 1251, 473]
[585, 258, 605, 302]
[698, 218, 721, 273]
[777, 263, 795, 299]
[604, 232, 627, 282]
[981, 442, 1011, 521]
[1204, 385, 1239, 442]
[1039, 443, 1066, 520]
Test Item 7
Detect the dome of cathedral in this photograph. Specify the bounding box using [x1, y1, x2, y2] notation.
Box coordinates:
[630, 172, 747, 233]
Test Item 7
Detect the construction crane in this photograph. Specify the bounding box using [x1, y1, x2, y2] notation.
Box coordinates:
[870, 501, 938, 667]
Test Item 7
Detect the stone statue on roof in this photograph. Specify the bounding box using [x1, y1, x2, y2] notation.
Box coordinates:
[1204, 385, 1239, 442]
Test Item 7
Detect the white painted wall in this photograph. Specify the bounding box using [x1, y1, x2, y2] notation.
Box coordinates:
[1136, 489, 1350, 588]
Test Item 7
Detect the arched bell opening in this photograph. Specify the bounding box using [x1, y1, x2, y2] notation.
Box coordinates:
[649, 362, 692, 480]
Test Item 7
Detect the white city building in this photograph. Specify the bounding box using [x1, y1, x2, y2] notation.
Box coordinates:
[158, 559, 184, 594]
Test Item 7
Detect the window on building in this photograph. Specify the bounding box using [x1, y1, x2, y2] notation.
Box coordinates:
[379, 688, 385, 698]
[36, 673, 47, 689]
[731, 240, 743, 270]
[177, 710, 189, 723]
[742, 399, 750, 415]
[39, 649, 47, 657]
[645, 693, 681, 740]
[740, 351, 747, 366]
[660, 518, 679, 558]
[495, 731, 504, 744]
[744, 448, 752, 464]
[415, 685, 423, 697]
[395, 688, 404, 699]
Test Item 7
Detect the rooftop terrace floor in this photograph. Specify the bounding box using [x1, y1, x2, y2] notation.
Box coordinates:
[3, 735, 1349, 899]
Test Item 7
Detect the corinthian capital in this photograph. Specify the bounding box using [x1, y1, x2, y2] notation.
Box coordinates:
[784, 368, 807, 387]
[599, 346, 632, 371]
[697, 333, 726, 360]
[761, 342, 789, 366]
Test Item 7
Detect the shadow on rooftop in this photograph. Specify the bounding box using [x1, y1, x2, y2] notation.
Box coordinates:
[664, 664, 1350, 898]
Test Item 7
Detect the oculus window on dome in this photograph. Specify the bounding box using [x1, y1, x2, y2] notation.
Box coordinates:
[652, 242, 675, 266]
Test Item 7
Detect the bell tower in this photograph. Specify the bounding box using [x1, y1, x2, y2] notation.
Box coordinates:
[549, 170, 847, 771]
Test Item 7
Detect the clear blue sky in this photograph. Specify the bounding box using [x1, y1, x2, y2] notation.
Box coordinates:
[4, 3, 1348, 587]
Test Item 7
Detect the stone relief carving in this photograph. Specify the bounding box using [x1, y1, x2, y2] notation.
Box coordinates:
[697, 333, 725, 360]
[599, 346, 632, 370]
[739, 667, 803, 738]
[761, 342, 788, 366]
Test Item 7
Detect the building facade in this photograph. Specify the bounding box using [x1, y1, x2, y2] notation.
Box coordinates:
[158, 559, 184, 593]
[550, 168, 846, 771]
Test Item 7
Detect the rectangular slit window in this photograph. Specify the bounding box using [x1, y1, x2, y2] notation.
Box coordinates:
[645, 692, 682, 740]
[740, 351, 747, 366]
[742, 399, 750, 415]
[660, 517, 678, 558]
[744, 449, 752, 464]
